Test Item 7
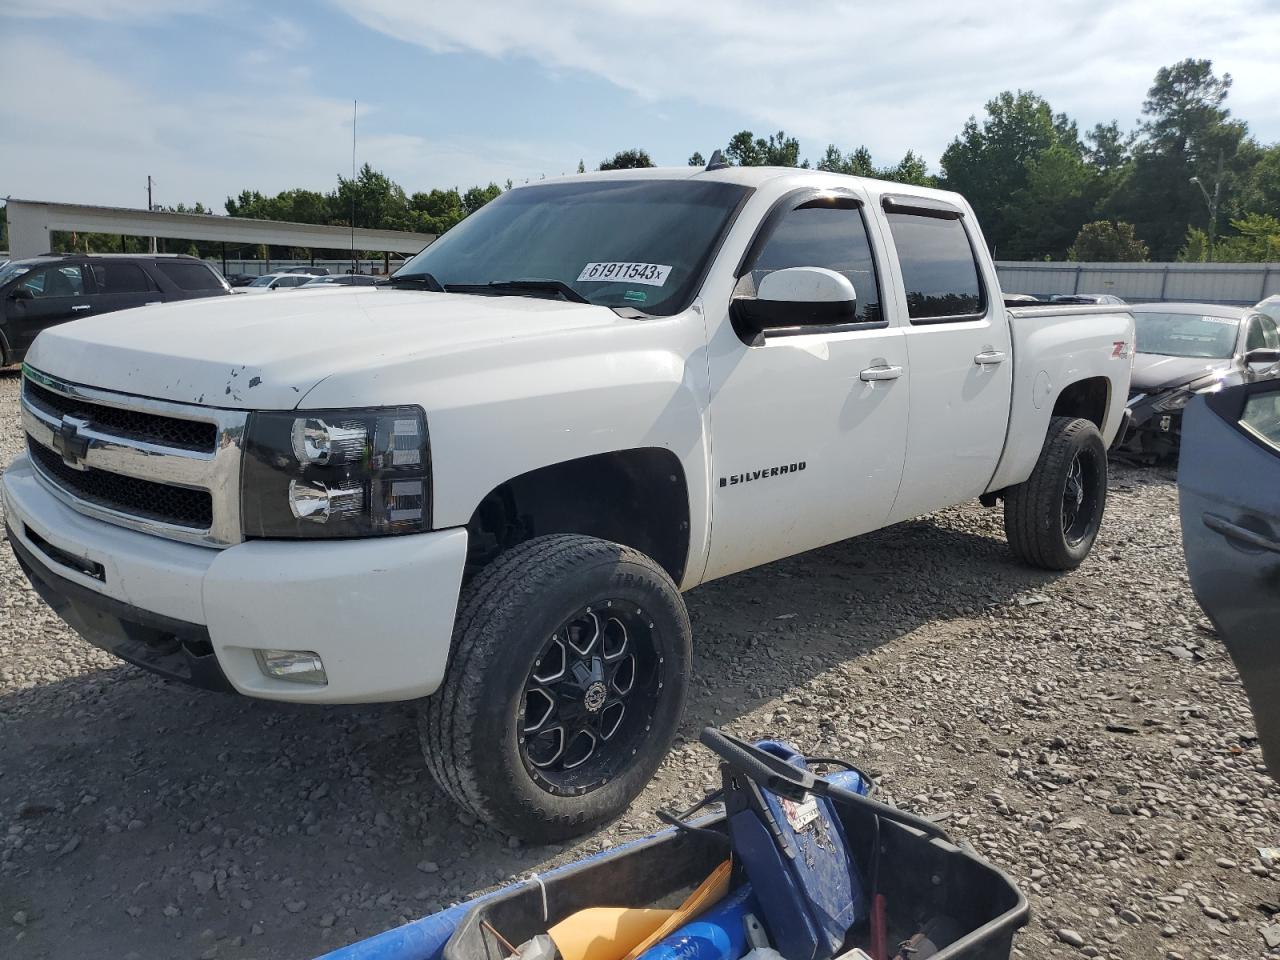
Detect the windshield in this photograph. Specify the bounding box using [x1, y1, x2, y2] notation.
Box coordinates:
[1257, 298, 1280, 324]
[0, 262, 35, 287]
[248, 275, 275, 287]
[393, 178, 750, 314]
[1134, 311, 1240, 359]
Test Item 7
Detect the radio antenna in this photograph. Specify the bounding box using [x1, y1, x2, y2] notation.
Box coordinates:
[350, 99, 357, 275]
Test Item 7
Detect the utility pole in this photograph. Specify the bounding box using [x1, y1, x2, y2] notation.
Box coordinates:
[1190, 150, 1223, 261]
[147, 175, 157, 254]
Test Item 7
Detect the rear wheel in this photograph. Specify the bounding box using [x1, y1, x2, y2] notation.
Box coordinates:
[1004, 416, 1108, 570]
[420, 534, 691, 841]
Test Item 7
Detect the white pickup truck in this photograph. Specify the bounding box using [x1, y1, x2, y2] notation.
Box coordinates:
[3, 166, 1133, 840]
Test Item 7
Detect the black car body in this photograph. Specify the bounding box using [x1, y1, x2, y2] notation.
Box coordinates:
[0, 254, 231, 366]
[1114, 302, 1280, 460]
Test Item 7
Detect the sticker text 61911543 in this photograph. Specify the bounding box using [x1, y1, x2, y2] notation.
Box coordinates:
[577, 262, 672, 287]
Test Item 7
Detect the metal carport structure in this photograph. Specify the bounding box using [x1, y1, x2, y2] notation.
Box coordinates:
[4, 198, 435, 265]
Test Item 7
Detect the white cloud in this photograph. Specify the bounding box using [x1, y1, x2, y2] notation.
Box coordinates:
[2, 0, 214, 20]
[0, 35, 572, 209]
[343, 0, 1280, 166]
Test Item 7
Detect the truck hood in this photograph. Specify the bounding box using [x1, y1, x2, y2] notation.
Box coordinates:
[26, 288, 626, 409]
[1131, 353, 1235, 393]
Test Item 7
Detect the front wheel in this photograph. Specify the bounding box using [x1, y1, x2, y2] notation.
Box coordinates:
[1004, 416, 1108, 570]
[420, 535, 691, 842]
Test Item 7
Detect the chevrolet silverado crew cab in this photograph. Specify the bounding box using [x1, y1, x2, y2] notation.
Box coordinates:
[3, 166, 1134, 840]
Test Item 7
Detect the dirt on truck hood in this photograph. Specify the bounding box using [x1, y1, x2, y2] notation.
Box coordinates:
[24, 288, 624, 409]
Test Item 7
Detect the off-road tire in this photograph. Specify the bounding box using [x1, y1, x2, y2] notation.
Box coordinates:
[420, 534, 691, 842]
[1004, 416, 1108, 571]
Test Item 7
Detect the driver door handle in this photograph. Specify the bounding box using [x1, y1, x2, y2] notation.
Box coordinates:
[71, 304, 92, 312]
[974, 350, 1006, 365]
[860, 364, 903, 382]
[1203, 513, 1280, 554]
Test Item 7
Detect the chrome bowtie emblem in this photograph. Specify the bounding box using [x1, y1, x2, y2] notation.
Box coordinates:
[52, 415, 92, 467]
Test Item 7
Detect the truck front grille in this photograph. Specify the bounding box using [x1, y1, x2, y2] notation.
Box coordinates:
[24, 379, 218, 453]
[27, 439, 213, 530]
[19, 368, 248, 547]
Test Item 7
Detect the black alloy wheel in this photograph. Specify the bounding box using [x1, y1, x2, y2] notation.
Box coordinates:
[1061, 448, 1103, 546]
[521, 603, 663, 795]
[420, 534, 691, 841]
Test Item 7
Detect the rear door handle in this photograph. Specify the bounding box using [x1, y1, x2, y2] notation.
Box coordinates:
[860, 364, 903, 382]
[974, 350, 1006, 366]
[71, 304, 92, 312]
[1203, 513, 1280, 554]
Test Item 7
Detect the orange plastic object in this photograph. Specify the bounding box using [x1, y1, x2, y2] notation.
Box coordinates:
[621, 859, 733, 960]
[548, 908, 677, 960]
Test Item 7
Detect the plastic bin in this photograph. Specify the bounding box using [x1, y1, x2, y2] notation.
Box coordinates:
[319, 759, 1027, 960]
[442, 800, 1026, 960]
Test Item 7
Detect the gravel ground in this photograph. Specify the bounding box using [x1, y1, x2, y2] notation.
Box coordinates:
[1, 364, 1277, 960]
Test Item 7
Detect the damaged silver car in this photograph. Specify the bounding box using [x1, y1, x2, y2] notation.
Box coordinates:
[1113, 302, 1280, 461]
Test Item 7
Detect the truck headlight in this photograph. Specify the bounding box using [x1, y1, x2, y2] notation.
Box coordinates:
[241, 407, 430, 538]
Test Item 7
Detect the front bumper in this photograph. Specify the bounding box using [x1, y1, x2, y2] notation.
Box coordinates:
[3, 454, 468, 703]
[1114, 400, 1183, 458]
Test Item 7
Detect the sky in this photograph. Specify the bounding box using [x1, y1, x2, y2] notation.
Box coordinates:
[2, 0, 1278, 212]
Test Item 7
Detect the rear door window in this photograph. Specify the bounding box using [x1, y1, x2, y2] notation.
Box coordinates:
[885, 212, 985, 322]
[90, 261, 153, 294]
[155, 260, 224, 291]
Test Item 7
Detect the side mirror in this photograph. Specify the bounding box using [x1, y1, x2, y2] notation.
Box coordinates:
[9, 287, 33, 302]
[1245, 347, 1280, 373]
[731, 267, 857, 335]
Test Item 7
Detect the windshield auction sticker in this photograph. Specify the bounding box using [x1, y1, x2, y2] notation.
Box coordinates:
[577, 262, 671, 286]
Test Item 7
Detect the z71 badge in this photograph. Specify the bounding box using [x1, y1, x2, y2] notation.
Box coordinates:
[719, 461, 806, 487]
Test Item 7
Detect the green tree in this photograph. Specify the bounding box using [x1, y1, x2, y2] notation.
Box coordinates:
[1067, 221, 1149, 262]
[687, 151, 705, 167]
[816, 144, 874, 176]
[1084, 120, 1134, 176]
[881, 150, 934, 187]
[598, 149, 654, 170]
[462, 183, 503, 215]
[940, 90, 1083, 254]
[409, 188, 466, 234]
[576, 159, 585, 174]
[724, 130, 805, 167]
[1236, 143, 1280, 220]
[1184, 213, 1280, 262]
[1004, 144, 1099, 259]
[1111, 59, 1249, 258]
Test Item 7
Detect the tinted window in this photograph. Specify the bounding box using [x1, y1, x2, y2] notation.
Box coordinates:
[1246, 315, 1280, 352]
[396, 179, 749, 315]
[886, 213, 984, 321]
[156, 260, 224, 291]
[1265, 316, 1280, 350]
[91, 261, 151, 294]
[1242, 389, 1280, 449]
[1134, 311, 1239, 360]
[746, 201, 882, 324]
[276, 275, 311, 287]
[18, 265, 84, 298]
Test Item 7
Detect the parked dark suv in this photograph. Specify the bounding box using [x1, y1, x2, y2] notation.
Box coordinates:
[0, 254, 231, 366]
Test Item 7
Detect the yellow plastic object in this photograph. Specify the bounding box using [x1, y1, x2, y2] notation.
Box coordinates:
[548, 908, 677, 960]
[622, 859, 733, 960]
